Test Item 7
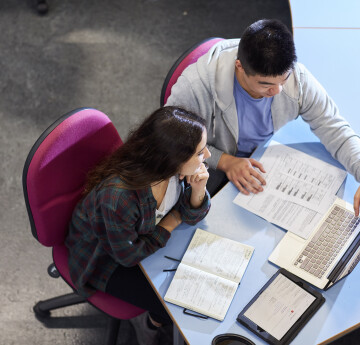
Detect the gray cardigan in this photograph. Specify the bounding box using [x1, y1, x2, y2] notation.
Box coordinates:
[166, 39, 360, 182]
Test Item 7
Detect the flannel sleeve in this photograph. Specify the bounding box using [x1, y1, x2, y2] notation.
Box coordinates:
[98, 190, 170, 267]
[173, 184, 211, 225]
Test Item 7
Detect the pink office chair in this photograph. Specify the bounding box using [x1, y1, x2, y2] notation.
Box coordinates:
[160, 37, 224, 106]
[22, 108, 145, 344]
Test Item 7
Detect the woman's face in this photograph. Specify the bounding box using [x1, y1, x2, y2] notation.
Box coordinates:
[179, 130, 211, 176]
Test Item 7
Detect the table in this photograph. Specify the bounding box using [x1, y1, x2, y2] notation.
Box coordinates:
[141, 2, 360, 343]
[141, 119, 360, 345]
[290, 0, 360, 136]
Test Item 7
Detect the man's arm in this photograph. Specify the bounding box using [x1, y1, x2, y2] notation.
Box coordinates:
[166, 74, 221, 169]
[297, 64, 360, 215]
[299, 64, 360, 182]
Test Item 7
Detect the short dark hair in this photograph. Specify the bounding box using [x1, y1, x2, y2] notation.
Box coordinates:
[84, 106, 206, 192]
[237, 19, 297, 76]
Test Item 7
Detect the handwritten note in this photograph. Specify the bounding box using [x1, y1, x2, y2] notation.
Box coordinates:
[164, 229, 254, 321]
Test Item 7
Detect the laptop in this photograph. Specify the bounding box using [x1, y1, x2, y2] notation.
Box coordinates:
[269, 197, 360, 290]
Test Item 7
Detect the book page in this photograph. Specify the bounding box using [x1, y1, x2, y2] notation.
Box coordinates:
[164, 263, 238, 321]
[182, 229, 254, 283]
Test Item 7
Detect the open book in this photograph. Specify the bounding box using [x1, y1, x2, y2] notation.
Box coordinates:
[164, 228, 254, 321]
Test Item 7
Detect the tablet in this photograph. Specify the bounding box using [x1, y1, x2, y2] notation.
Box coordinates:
[237, 269, 325, 345]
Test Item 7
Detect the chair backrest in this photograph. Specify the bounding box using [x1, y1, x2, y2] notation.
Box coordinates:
[23, 108, 122, 247]
[160, 37, 224, 106]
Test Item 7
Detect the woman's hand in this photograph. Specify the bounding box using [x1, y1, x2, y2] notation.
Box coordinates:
[184, 163, 209, 208]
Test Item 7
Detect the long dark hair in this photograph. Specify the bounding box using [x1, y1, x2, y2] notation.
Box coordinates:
[84, 106, 206, 194]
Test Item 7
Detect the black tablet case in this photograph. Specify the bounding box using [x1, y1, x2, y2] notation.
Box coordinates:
[237, 269, 325, 345]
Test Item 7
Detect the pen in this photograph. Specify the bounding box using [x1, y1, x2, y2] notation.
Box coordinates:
[163, 256, 180, 272]
[164, 255, 181, 262]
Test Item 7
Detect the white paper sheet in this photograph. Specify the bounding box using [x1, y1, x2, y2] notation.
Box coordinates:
[233, 141, 346, 239]
[244, 273, 316, 340]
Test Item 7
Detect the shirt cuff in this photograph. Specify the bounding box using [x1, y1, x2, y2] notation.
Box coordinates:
[177, 187, 211, 225]
[153, 225, 171, 247]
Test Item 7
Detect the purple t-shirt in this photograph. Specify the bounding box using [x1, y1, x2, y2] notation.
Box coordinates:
[233, 75, 274, 157]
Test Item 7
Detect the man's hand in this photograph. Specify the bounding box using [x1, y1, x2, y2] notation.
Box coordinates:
[218, 153, 266, 195]
[354, 186, 360, 217]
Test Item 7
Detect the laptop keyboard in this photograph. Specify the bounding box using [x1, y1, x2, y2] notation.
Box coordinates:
[294, 205, 360, 279]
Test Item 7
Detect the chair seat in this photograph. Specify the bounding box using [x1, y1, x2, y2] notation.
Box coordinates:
[53, 245, 145, 319]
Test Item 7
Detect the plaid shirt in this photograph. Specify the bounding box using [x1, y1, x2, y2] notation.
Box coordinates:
[65, 176, 210, 297]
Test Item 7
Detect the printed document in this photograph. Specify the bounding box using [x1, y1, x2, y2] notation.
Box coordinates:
[233, 141, 346, 239]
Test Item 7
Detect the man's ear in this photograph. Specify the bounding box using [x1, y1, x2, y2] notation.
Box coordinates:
[235, 59, 244, 71]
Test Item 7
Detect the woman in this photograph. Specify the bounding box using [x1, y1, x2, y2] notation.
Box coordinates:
[65, 106, 211, 345]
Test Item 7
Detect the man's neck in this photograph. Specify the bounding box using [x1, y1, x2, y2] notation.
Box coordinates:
[235, 67, 263, 99]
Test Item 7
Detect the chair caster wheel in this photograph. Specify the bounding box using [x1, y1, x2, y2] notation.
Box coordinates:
[48, 263, 60, 278]
[37, 0, 48, 15]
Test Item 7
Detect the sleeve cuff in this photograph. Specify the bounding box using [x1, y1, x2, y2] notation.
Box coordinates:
[153, 225, 171, 247]
[178, 187, 211, 224]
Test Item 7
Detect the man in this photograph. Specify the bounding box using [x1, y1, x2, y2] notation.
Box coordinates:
[165, 19, 360, 215]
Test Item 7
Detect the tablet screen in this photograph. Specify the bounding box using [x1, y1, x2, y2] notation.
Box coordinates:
[243, 273, 316, 340]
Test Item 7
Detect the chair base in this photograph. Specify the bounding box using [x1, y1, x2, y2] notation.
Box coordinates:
[33, 292, 121, 345]
[33, 292, 86, 318]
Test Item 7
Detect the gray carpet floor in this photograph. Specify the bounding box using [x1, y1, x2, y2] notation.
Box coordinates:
[0, 1, 291, 344]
